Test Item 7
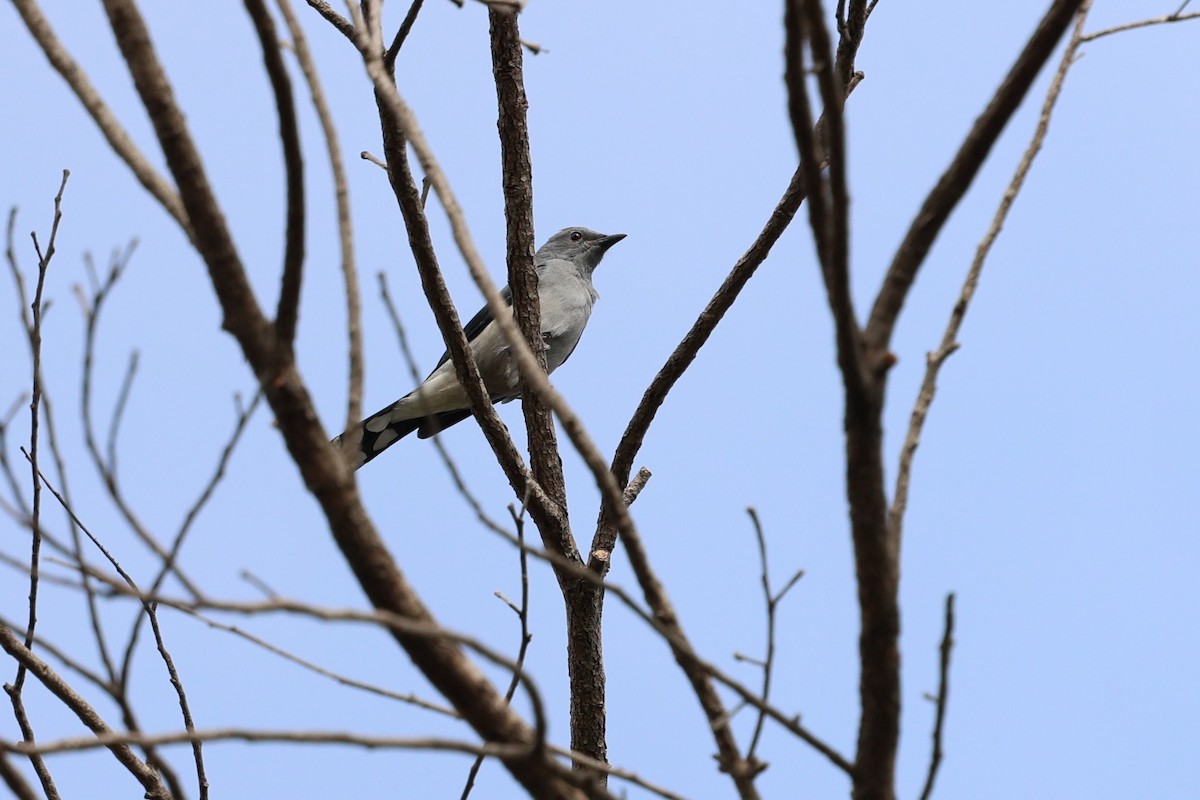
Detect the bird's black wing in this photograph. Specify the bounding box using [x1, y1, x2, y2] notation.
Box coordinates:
[431, 284, 513, 372]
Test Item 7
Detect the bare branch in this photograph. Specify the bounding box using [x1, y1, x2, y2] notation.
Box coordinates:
[78, 241, 203, 598]
[743, 508, 805, 762]
[602, 165, 807, 511]
[1079, 7, 1200, 42]
[4, 171, 69, 800]
[370, 72, 566, 539]
[179, 607, 459, 718]
[891, 1, 1093, 540]
[276, 0, 365, 461]
[376, 273, 513, 539]
[864, 0, 1085, 357]
[88, 5, 576, 791]
[305, 0, 356, 41]
[787, 0, 869, 404]
[0, 751, 39, 800]
[4, 727, 530, 760]
[384, 0, 425, 71]
[243, 0, 308, 346]
[24, 451, 208, 798]
[461, 504, 534, 798]
[488, 9, 566, 533]
[103, 348, 137, 478]
[0, 625, 168, 799]
[917, 594, 956, 800]
[4, 727, 672, 800]
[9, 3, 191, 235]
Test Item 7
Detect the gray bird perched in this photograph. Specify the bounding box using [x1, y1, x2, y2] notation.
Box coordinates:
[337, 227, 625, 468]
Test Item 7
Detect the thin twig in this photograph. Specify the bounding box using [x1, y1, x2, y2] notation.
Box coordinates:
[1078, 8, 1200, 41]
[890, 1, 1092, 540]
[377, 272, 513, 538]
[360, 150, 388, 170]
[305, 0, 356, 41]
[601, 165, 809, 536]
[0, 625, 167, 798]
[4, 727, 530, 760]
[122, 390, 262, 720]
[276, 0, 364, 465]
[0, 432, 32, 522]
[78, 242, 203, 598]
[8, 3, 191, 236]
[743, 508, 805, 761]
[383, 0, 424, 71]
[864, 0, 1085, 355]
[6, 172, 69, 800]
[244, 0, 307, 347]
[917, 593, 956, 800]
[0, 751, 39, 800]
[486, 501, 852, 775]
[103, 349, 138, 479]
[178, 607, 459, 718]
[461, 504, 534, 799]
[75, 585, 553, 749]
[24, 451, 207, 796]
[0, 553, 79, 589]
[20, 169, 68, 662]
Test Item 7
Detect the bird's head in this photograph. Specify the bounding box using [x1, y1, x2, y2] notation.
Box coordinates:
[538, 227, 626, 273]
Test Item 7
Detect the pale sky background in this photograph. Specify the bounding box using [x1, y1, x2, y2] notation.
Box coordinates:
[2, 1, 1198, 798]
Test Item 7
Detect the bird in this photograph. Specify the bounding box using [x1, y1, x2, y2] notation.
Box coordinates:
[336, 227, 625, 469]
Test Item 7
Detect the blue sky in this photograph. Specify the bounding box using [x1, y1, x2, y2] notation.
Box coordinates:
[2, 1, 1198, 798]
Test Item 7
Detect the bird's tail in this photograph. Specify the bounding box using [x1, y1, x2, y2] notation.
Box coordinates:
[332, 404, 474, 469]
[332, 409, 421, 470]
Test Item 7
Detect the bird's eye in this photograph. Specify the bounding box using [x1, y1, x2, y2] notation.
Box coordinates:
[569, 230, 583, 242]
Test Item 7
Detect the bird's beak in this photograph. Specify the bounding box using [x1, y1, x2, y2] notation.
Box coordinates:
[597, 233, 626, 252]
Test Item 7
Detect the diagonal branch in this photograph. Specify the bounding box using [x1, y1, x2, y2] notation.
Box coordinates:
[890, 1, 1092, 541]
[788, 0, 868, 399]
[88, 3, 595, 796]
[864, 0, 1085, 357]
[5, 170, 69, 800]
[384, 0, 425, 71]
[26, 454, 209, 798]
[488, 8, 615, 782]
[1078, 7, 1200, 42]
[244, 0, 308, 346]
[488, 10, 568, 539]
[601, 165, 809, 510]
[275, 0, 365, 458]
[917, 593, 956, 800]
[0, 625, 168, 799]
[601, 67, 866, 540]
[364, 40, 648, 601]
[371, 85, 564, 533]
[305, 0, 355, 41]
[9, 0, 191, 237]
[0, 751, 38, 800]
